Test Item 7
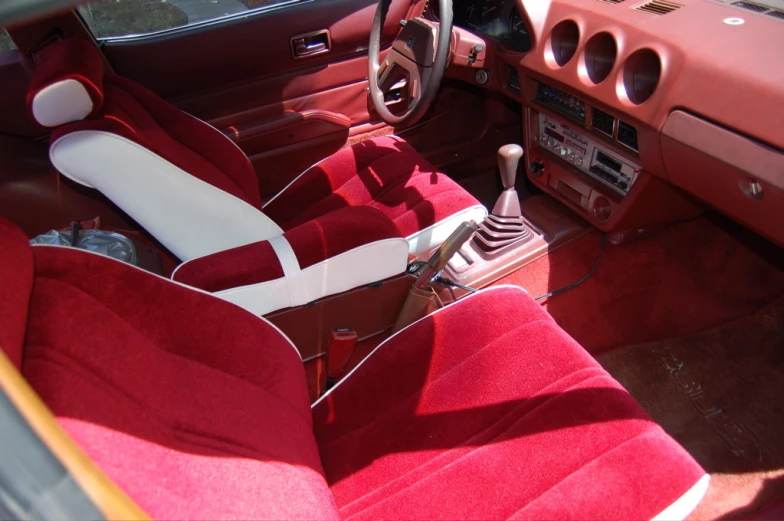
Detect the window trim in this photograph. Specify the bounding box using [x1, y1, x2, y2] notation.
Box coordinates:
[78, 0, 311, 44]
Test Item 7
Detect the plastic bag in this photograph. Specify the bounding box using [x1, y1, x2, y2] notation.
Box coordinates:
[30, 228, 139, 266]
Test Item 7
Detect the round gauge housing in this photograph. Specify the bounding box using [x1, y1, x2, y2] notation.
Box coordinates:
[506, 10, 532, 52]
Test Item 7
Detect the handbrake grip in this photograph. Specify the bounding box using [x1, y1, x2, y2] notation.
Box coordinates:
[414, 221, 479, 289]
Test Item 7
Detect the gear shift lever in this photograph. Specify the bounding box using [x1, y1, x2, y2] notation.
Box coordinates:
[492, 144, 524, 218]
[474, 144, 532, 254]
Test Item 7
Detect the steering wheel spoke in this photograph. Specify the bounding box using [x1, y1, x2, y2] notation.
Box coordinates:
[377, 56, 400, 92]
[379, 51, 427, 102]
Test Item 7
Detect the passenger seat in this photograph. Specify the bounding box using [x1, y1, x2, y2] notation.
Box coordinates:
[0, 217, 709, 520]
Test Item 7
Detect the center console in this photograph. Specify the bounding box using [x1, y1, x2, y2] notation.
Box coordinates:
[520, 78, 702, 231]
[537, 113, 641, 196]
[436, 142, 590, 301]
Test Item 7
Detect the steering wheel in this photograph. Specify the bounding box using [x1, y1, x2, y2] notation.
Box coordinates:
[367, 0, 453, 126]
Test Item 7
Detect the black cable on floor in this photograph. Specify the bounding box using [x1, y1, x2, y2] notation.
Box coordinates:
[433, 275, 478, 293]
[534, 233, 606, 302]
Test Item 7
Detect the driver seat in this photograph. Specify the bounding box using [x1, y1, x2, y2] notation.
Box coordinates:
[26, 37, 487, 262]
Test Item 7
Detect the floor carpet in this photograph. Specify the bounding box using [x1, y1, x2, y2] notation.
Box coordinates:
[598, 299, 784, 519]
[491, 218, 784, 354]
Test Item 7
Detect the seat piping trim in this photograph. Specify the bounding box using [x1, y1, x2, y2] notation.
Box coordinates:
[311, 284, 530, 408]
[30, 244, 303, 360]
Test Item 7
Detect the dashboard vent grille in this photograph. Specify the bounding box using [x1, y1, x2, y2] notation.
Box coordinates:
[617, 120, 639, 151]
[728, 1, 784, 20]
[633, 0, 683, 14]
[592, 108, 616, 137]
[508, 67, 520, 94]
[731, 1, 767, 11]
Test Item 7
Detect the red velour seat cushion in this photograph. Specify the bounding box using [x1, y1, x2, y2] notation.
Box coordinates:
[313, 285, 706, 520]
[0, 225, 339, 519]
[263, 135, 482, 238]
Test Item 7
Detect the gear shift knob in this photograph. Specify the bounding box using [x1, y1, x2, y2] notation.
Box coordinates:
[498, 144, 524, 190]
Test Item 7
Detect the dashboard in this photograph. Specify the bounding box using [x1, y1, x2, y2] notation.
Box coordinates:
[434, 0, 784, 246]
[452, 0, 531, 52]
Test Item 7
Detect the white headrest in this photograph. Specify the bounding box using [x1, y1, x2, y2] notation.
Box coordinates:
[31, 78, 94, 127]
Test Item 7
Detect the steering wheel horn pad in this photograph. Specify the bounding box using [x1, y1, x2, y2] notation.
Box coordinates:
[393, 19, 438, 67]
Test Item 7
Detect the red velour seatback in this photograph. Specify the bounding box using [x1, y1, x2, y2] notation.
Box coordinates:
[0, 218, 338, 520]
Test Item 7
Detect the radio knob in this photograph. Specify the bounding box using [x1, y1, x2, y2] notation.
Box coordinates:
[566, 153, 575, 161]
[560, 148, 569, 157]
[575, 157, 583, 166]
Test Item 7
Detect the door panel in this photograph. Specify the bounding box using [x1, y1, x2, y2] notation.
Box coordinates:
[102, 0, 411, 100]
[180, 54, 375, 195]
[98, 0, 417, 196]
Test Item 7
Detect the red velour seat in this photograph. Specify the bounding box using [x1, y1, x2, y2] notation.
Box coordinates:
[1, 217, 708, 519]
[26, 37, 487, 264]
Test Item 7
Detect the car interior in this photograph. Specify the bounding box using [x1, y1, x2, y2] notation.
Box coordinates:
[0, 0, 782, 518]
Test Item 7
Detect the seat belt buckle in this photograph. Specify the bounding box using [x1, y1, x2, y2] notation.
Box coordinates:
[326, 328, 358, 390]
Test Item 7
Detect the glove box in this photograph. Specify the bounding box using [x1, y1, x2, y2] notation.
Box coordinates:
[660, 111, 784, 246]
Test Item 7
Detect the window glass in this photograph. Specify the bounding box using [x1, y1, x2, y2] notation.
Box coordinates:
[78, 0, 293, 40]
[0, 30, 17, 52]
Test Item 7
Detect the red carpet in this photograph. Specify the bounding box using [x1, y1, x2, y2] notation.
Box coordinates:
[492, 218, 784, 354]
[598, 298, 784, 520]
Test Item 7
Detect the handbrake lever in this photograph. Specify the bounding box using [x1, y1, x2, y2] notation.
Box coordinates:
[393, 221, 479, 333]
[413, 221, 479, 289]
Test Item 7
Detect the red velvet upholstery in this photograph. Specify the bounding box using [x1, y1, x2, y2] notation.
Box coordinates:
[313, 286, 706, 520]
[263, 136, 482, 238]
[173, 206, 403, 292]
[0, 221, 33, 369]
[28, 38, 483, 253]
[52, 76, 263, 208]
[0, 229, 339, 519]
[173, 237, 284, 292]
[26, 38, 105, 121]
[0, 217, 705, 519]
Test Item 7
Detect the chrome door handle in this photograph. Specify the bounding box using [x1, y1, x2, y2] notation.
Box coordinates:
[291, 30, 330, 58]
[295, 40, 326, 55]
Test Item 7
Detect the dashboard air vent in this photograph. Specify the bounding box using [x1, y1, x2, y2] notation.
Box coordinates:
[592, 108, 615, 137]
[633, 0, 683, 14]
[617, 120, 639, 151]
[508, 67, 520, 94]
[731, 1, 767, 11]
[728, 1, 784, 19]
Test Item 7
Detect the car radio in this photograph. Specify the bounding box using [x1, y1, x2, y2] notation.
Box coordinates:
[537, 113, 640, 196]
